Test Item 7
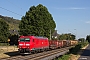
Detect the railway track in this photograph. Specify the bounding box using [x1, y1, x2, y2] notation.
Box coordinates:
[0, 46, 72, 60]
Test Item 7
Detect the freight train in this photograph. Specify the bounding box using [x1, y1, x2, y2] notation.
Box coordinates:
[18, 35, 78, 54]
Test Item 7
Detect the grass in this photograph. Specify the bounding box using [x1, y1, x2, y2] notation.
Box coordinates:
[0, 43, 8, 46]
[57, 55, 70, 60]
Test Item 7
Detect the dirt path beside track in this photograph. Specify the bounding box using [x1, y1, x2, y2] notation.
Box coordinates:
[0, 46, 18, 58]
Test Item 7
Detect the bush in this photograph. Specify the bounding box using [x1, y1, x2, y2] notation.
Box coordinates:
[80, 42, 88, 48]
[69, 44, 81, 54]
[69, 41, 88, 54]
[57, 55, 70, 60]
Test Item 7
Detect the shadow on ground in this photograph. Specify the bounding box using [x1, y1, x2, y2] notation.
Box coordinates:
[4, 51, 20, 56]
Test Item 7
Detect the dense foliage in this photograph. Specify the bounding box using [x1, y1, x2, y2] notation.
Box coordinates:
[9, 34, 18, 45]
[0, 18, 9, 42]
[58, 33, 76, 40]
[70, 41, 88, 54]
[86, 35, 90, 43]
[19, 4, 56, 39]
[78, 38, 85, 42]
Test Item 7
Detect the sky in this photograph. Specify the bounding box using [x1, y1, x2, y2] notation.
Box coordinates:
[0, 0, 90, 39]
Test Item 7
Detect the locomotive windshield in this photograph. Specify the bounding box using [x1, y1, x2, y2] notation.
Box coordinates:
[20, 38, 30, 42]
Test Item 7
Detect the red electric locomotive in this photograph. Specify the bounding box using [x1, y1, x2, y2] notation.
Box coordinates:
[18, 36, 49, 54]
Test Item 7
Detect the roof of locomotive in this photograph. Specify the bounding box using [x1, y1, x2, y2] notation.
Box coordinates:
[19, 35, 48, 40]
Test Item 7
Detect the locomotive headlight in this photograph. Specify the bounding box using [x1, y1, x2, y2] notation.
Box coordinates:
[26, 44, 30, 46]
[19, 44, 23, 46]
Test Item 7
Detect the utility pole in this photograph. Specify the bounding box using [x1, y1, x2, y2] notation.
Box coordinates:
[50, 29, 51, 40]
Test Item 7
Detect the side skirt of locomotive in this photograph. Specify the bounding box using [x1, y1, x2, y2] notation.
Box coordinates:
[18, 47, 49, 54]
[18, 48, 31, 54]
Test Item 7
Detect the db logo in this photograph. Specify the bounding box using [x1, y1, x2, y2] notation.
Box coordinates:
[42, 42, 43, 44]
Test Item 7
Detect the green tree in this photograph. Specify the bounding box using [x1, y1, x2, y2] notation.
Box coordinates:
[59, 33, 75, 40]
[19, 4, 56, 39]
[86, 35, 90, 43]
[78, 38, 85, 42]
[0, 18, 9, 42]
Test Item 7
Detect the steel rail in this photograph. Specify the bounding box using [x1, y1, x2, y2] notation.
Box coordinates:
[0, 46, 72, 60]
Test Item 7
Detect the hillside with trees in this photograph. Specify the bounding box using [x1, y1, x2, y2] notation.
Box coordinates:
[0, 18, 9, 42]
[0, 15, 20, 30]
[0, 15, 20, 43]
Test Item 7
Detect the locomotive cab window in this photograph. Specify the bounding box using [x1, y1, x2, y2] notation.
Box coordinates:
[20, 38, 24, 42]
[25, 38, 30, 42]
[20, 38, 30, 42]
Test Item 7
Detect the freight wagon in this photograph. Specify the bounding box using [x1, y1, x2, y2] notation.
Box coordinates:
[49, 40, 77, 49]
[70, 40, 78, 46]
[49, 40, 63, 49]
